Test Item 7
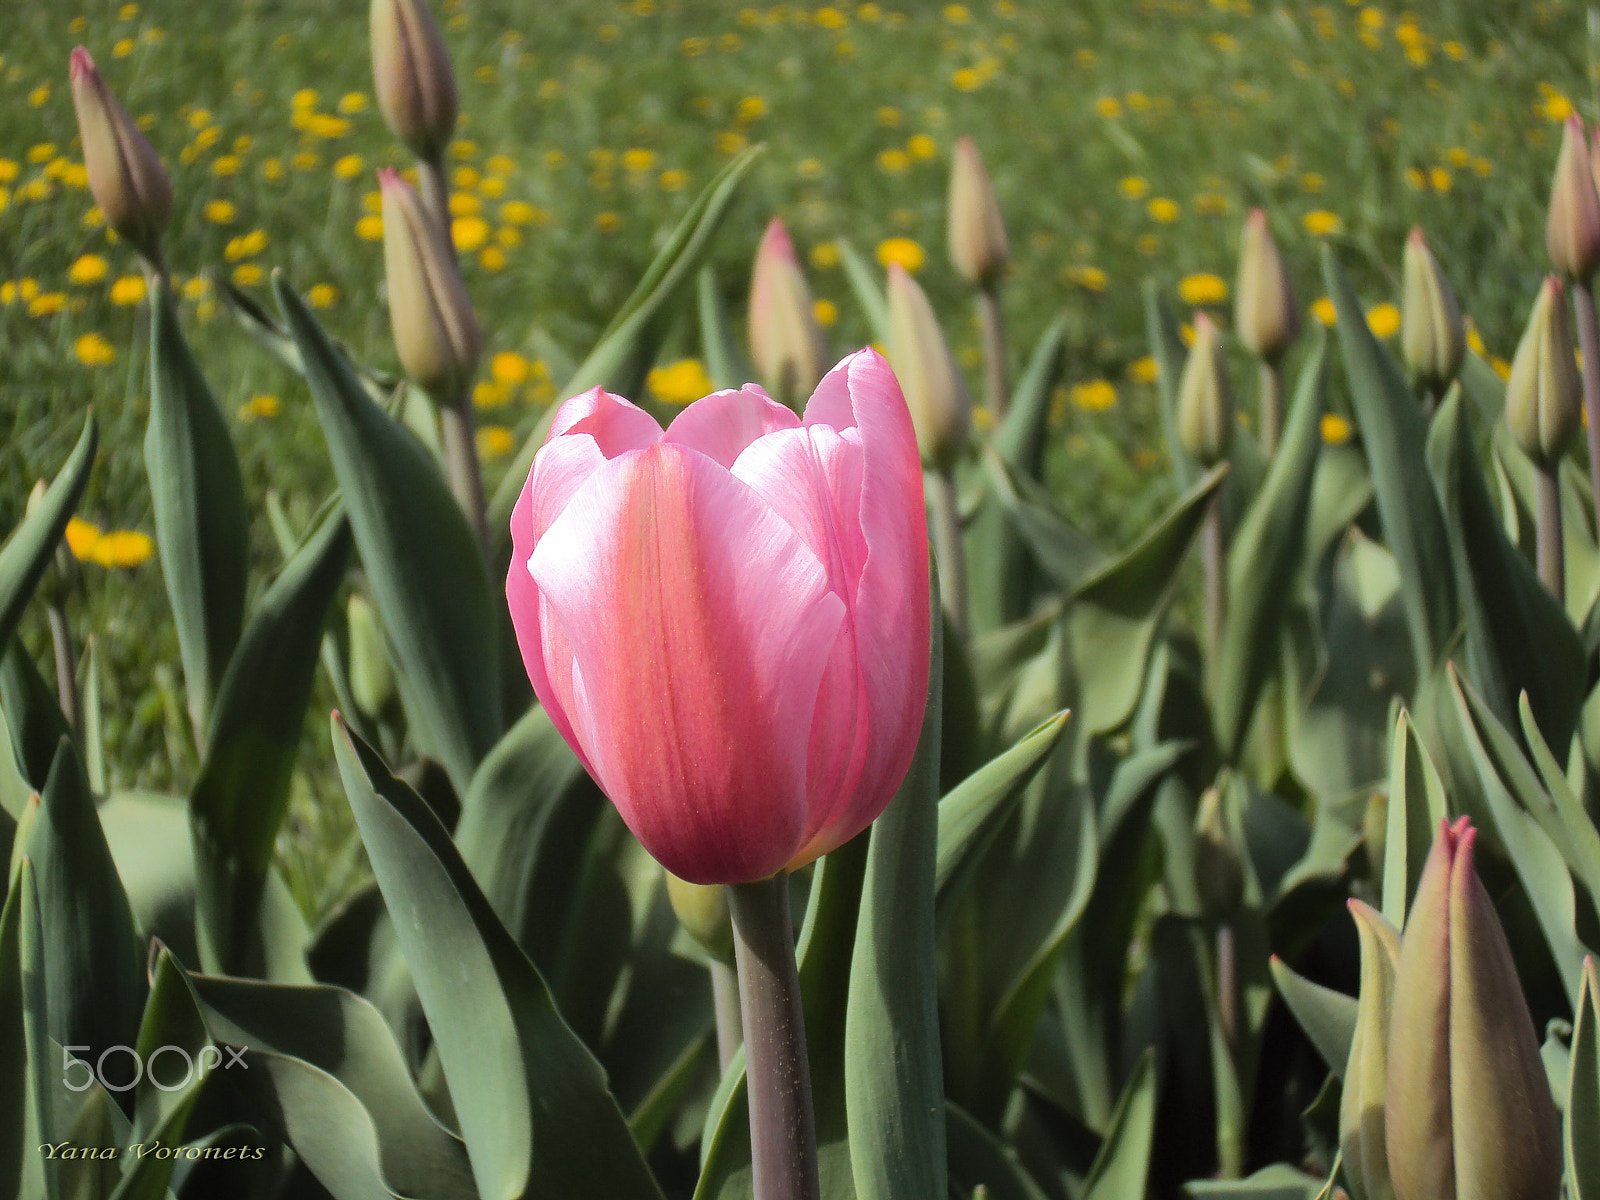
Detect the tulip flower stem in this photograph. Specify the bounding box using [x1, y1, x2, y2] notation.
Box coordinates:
[728, 874, 820, 1200]
[1537, 464, 1565, 604]
[1256, 361, 1282, 457]
[711, 958, 743, 1072]
[976, 286, 1008, 419]
[930, 468, 970, 642]
[47, 603, 81, 736]
[1572, 281, 1600, 531]
[438, 393, 490, 555]
[416, 153, 456, 259]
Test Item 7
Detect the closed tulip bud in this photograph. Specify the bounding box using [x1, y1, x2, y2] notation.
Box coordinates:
[68, 47, 172, 266]
[1385, 818, 1562, 1200]
[747, 218, 830, 409]
[1234, 208, 1298, 365]
[379, 167, 481, 402]
[947, 136, 1009, 289]
[886, 262, 972, 472]
[1400, 228, 1466, 395]
[1342, 900, 1401, 1200]
[665, 872, 734, 963]
[1192, 786, 1244, 921]
[507, 349, 930, 885]
[370, 0, 458, 162]
[1176, 312, 1234, 466]
[346, 593, 395, 720]
[1505, 276, 1582, 469]
[1547, 114, 1600, 280]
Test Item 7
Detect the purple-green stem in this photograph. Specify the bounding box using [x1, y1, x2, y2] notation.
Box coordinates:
[1573, 281, 1600, 534]
[416, 154, 454, 254]
[1537, 463, 1565, 606]
[438, 392, 490, 554]
[1256, 360, 1282, 457]
[710, 957, 743, 1073]
[976, 285, 1008, 420]
[47, 605, 80, 736]
[1202, 492, 1225, 668]
[930, 468, 969, 642]
[727, 874, 819, 1200]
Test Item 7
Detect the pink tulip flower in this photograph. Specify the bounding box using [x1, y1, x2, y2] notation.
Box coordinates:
[507, 349, 930, 885]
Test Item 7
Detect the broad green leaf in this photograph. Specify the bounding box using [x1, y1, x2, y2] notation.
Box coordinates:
[0, 865, 43, 1200]
[23, 739, 144, 1072]
[100, 790, 197, 966]
[992, 315, 1071, 479]
[1323, 246, 1456, 682]
[1061, 464, 1227, 736]
[1081, 1050, 1157, 1200]
[489, 145, 766, 533]
[847, 595, 946, 1200]
[191, 508, 350, 976]
[1517, 693, 1600, 909]
[982, 450, 1103, 592]
[1268, 956, 1356, 1076]
[0, 416, 95, 662]
[277, 275, 502, 793]
[17, 861, 61, 1200]
[1301, 442, 1373, 581]
[1382, 709, 1448, 927]
[184, 966, 476, 1200]
[835, 238, 889, 346]
[1569, 957, 1600, 1200]
[945, 1102, 1050, 1200]
[1213, 333, 1326, 761]
[146, 279, 250, 740]
[332, 717, 662, 1200]
[935, 710, 1071, 920]
[0, 641, 68, 792]
[1185, 1164, 1326, 1200]
[1427, 388, 1584, 752]
[698, 264, 750, 390]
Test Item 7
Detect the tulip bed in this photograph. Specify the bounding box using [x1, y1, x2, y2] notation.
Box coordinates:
[8, 4, 1600, 1200]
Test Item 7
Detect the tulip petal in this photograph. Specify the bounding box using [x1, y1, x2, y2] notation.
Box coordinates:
[528, 442, 844, 883]
[663, 384, 799, 467]
[547, 385, 665, 448]
[800, 349, 931, 839]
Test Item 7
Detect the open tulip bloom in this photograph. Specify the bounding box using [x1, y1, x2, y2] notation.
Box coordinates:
[506, 347, 931, 887]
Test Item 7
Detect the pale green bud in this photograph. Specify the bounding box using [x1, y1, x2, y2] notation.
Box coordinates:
[665, 871, 733, 963]
[947, 136, 1009, 289]
[1234, 208, 1298, 365]
[346, 593, 395, 720]
[1176, 312, 1233, 466]
[69, 46, 172, 266]
[1547, 114, 1600, 280]
[370, 0, 458, 162]
[887, 261, 972, 472]
[1505, 275, 1582, 469]
[747, 218, 830, 409]
[1400, 228, 1465, 395]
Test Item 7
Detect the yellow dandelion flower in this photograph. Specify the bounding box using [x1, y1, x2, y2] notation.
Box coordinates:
[797, 158, 824, 180]
[1070, 379, 1117, 412]
[240, 394, 282, 420]
[623, 147, 658, 173]
[306, 114, 351, 139]
[338, 91, 368, 114]
[1300, 172, 1325, 193]
[452, 216, 491, 252]
[1065, 265, 1108, 291]
[943, 4, 971, 22]
[212, 155, 241, 177]
[356, 214, 384, 241]
[307, 283, 339, 308]
[477, 425, 516, 459]
[1148, 197, 1180, 223]
[232, 263, 265, 287]
[595, 211, 623, 234]
[1466, 322, 1487, 356]
[486, 154, 517, 177]
[1194, 191, 1231, 216]
[491, 352, 532, 386]
[876, 237, 925, 273]
[658, 168, 689, 191]
[1117, 175, 1149, 199]
[449, 191, 482, 217]
[89, 529, 154, 568]
[334, 154, 364, 180]
[813, 298, 839, 327]
[291, 88, 318, 110]
[453, 165, 480, 190]
[479, 176, 506, 199]
[473, 381, 507, 409]
[262, 158, 286, 181]
[65, 517, 102, 560]
[715, 130, 748, 156]
[876, 106, 902, 127]
[736, 96, 769, 123]
[109, 276, 146, 306]
[450, 139, 479, 160]
[1491, 356, 1511, 381]
[291, 151, 321, 171]
[27, 85, 50, 108]
[112, 38, 135, 57]
[907, 133, 937, 161]
[202, 199, 236, 225]
[1127, 355, 1159, 384]
[0, 161, 17, 184]
[1177, 272, 1228, 305]
[1429, 166, 1451, 192]
[1320, 413, 1353, 444]
[478, 245, 507, 272]
[1366, 302, 1401, 337]
[810, 242, 841, 270]
[68, 255, 110, 285]
[951, 67, 983, 92]
[1302, 210, 1342, 236]
[74, 332, 116, 366]
[647, 358, 715, 405]
[1404, 167, 1426, 190]
[876, 147, 911, 174]
[1311, 296, 1337, 326]
[1540, 91, 1575, 123]
[28, 293, 67, 317]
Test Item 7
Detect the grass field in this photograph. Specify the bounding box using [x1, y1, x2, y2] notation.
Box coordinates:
[0, 0, 1593, 834]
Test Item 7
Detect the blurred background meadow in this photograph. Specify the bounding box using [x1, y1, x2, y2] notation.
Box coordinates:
[0, 0, 1592, 896]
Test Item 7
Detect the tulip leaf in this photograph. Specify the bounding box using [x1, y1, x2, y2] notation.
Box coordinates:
[0, 641, 69, 793]
[1427, 387, 1585, 753]
[1448, 668, 1587, 1008]
[1213, 333, 1326, 762]
[982, 449, 1104, 592]
[935, 709, 1071, 922]
[1382, 709, 1449, 928]
[332, 716, 662, 1200]
[0, 416, 95, 665]
[190, 507, 350, 977]
[147, 279, 250, 742]
[835, 238, 890, 347]
[99, 790, 198, 967]
[1569, 957, 1600, 1200]
[946, 1102, 1051, 1200]
[277, 275, 503, 793]
[1081, 1049, 1157, 1200]
[1516, 693, 1600, 908]
[22, 738, 144, 1073]
[489, 145, 766, 534]
[1268, 956, 1356, 1077]
[1185, 1164, 1327, 1200]
[993, 314, 1071, 478]
[1143, 279, 1199, 489]
[1322, 245, 1456, 682]
[1061, 463, 1227, 736]
[847, 589, 946, 1200]
[698, 263, 752, 390]
[1301, 443, 1373, 582]
[0, 862, 44, 1200]
[180, 964, 477, 1200]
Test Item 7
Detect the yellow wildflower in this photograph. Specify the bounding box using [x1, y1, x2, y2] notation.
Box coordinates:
[648, 358, 715, 405]
[1177, 272, 1228, 305]
[876, 237, 925, 272]
[74, 333, 116, 366]
[68, 255, 110, 285]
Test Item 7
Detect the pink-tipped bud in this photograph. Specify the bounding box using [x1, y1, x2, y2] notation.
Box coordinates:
[1176, 312, 1233, 466]
[886, 262, 972, 472]
[747, 218, 830, 410]
[1234, 208, 1299, 365]
[1400, 227, 1466, 396]
[378, 168, 481, 402]
[947, 136, 1009, 289]
[1547, 114, 1600, 280]
[370, 0, 459, 162]
[68, 46, 172, 265]
[1505, 275, 1582, 469]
